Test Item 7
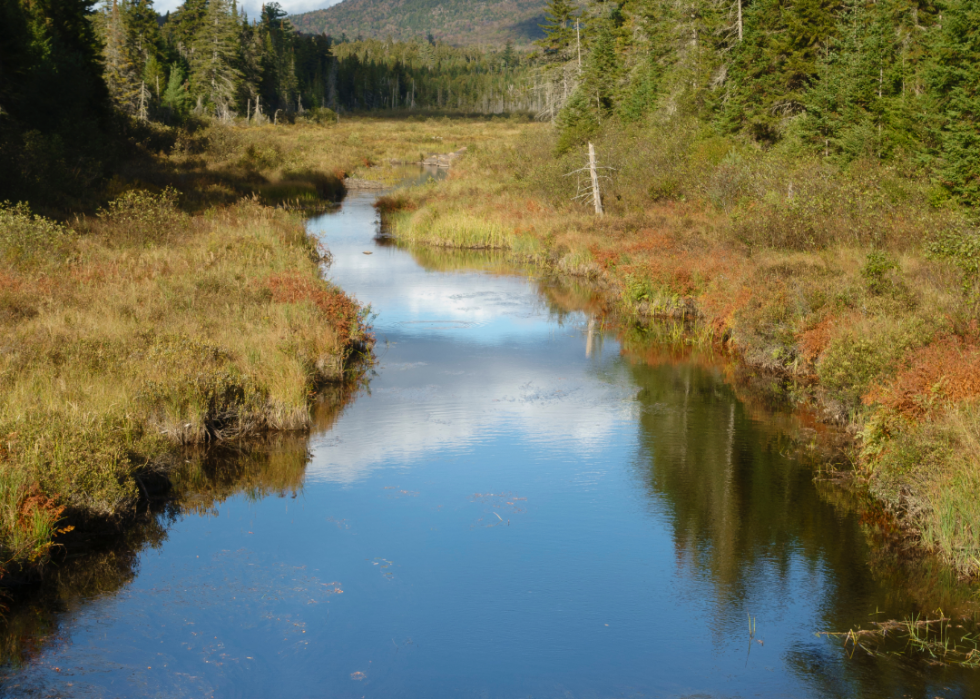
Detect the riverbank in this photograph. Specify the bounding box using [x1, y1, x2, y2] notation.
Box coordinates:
[0, 115, 536, 577]
[0, 195, 371, 574]
[382, 119, 980, 577]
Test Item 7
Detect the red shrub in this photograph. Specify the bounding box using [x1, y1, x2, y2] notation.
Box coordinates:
[265, 272, 363, 341]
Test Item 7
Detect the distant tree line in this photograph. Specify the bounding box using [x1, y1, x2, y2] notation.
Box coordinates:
[537, 0, 980, 206]
[0, 0, 540, 208]
[89, 0, 538, 121]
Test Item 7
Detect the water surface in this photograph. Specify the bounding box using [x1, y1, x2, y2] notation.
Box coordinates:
[2, 190, 979, 698]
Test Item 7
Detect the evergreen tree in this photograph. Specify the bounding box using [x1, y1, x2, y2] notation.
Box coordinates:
[928, 0, 980, 204]
[556, 14, 622, 149]
[802, 0, 936, 161]
[259, 3, 298, 113]
[0, 0, 111, 207]
[188, 0, 242, 117]
[101, 0, 142, 115]
[502, 40, 516, 68]
[125, 0, 163, 63]
[723, 0, 842, 142]
[617, 0, 681, 122]
[537, 0, 579, 58]
[161, 61, 192, 118]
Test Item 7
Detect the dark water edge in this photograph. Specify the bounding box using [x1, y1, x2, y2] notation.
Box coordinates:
[0, 189, 978, 698]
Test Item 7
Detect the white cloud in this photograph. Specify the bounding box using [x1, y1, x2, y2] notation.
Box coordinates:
[305, 340, 638, 484]
[303, 193, 638, 484]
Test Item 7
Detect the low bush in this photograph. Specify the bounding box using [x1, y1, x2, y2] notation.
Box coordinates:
[96, 188, 186, 245]
[0, 202, 76, 267]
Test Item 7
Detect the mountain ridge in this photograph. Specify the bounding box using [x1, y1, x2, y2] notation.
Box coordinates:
[289, 0, 548, 47]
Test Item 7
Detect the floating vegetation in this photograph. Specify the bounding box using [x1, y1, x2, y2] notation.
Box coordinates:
[818, 613, 980, 668]
[372, 558, 395, 579]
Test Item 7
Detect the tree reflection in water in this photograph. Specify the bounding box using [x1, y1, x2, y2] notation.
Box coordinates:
[0, 384, 357, 675]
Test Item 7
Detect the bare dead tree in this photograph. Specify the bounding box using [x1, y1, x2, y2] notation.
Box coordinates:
[566, 142, 613, 216]
[137, 81, 150, 122]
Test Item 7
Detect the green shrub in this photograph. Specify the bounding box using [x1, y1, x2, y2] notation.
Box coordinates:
[928, 228, 980, 302]
[862, 250, 897, 295]
[0, 202, 76, 267]
[97, 188, 186, 245]
[818, 333, 892, 409]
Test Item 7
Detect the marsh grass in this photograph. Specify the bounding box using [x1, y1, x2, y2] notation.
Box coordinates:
[0, 190, 371, 572]
[1, 116, 529, 575]
[820, 614, 980, 668]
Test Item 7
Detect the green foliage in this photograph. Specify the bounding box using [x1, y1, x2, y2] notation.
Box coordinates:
[817, 333, 892, 408]
[801, 0, 937, 162]
[187, 0, 242, 117]
[927, 227, 980, 300]
[537, 0, 579, 58]
[0, 0, 113, 209]
[862, 250, 898, 295]
[96, 188, 186, 245]
[0, 202, 77, 267]
[556, 12, 622, 149]
[927, 0, 980, 206]
[161, 62, 192, 118]
[723, 0, 843, 142]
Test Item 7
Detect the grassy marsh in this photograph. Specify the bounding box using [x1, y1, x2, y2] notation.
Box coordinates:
[0, 115, 533, 576]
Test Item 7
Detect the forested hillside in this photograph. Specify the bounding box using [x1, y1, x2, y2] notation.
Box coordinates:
[290, 0, 548, 47]
[0, 0, 536, 210]
[5, 0, 980, 207]
[536, 0, 980, 205]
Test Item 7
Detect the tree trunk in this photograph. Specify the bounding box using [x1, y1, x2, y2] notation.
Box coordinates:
[589, 142, 603, 216]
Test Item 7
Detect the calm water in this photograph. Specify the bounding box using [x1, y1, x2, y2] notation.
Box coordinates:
[2, 190, 979, 698]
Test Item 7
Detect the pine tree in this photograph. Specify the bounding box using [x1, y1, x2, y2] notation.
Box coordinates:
[102, 0, 142, 114]
[723, 0, 842, 142]
[556, 15, 622, 149]
[802, 0, 937, 161]
[161, 62, 192, 118]
[537, 0, 578, 58]
[188, 0, 242, 118]
[125, 0, 163, 63]
[259, 2, 299, 112]
[502, 40, 516, 69]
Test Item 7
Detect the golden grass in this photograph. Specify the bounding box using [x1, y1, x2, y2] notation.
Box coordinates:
[128, 116, 532, 211]
[0, 184, 373, 572]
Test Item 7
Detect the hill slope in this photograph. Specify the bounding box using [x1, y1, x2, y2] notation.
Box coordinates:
[290, 0, 548, 47]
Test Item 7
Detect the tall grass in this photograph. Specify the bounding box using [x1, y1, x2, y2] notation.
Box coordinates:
[0, 192, 371, 572]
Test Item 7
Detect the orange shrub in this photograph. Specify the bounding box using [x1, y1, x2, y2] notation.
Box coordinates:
[265, 272, 365, 343]
[865, 335, 980, 419]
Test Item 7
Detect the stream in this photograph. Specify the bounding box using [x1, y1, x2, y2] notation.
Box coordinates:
[1, 187, 979, 698]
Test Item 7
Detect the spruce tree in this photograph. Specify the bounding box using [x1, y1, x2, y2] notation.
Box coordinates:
[723, 0, 842, 142]
[102, 0, 142, 115]
[556, 16, 622, 149]
[161, 62, 192, 118]
[537, 0, 578, 58]
[259, 2, 298, 112]
[188, 0, 242, 117]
